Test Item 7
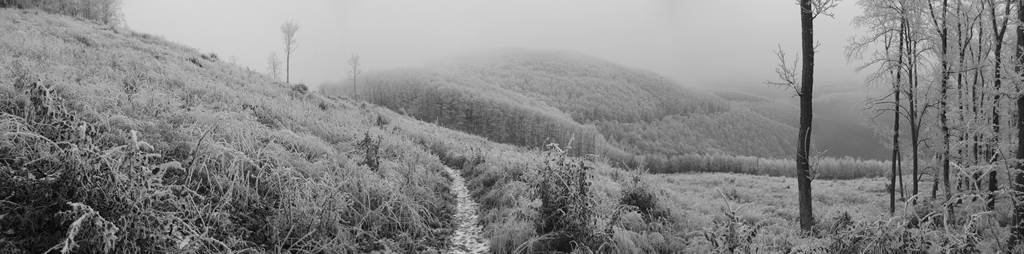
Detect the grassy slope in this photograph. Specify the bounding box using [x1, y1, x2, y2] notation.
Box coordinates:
[0, 9, 455, 252]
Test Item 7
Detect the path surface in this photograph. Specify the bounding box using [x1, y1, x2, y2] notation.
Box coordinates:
[444, 166, 489, 254]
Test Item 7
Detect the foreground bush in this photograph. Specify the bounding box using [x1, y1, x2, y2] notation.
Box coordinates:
[0, 75, 455, 253]
[533, 146, 601, 252]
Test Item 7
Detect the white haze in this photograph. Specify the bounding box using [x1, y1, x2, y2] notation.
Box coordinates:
[122, 0, 867, 90]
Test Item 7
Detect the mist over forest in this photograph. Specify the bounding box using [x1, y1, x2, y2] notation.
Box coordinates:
[120, 0, 867, 89]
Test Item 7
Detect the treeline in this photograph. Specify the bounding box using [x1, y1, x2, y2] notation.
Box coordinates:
[348, 69, 614, 157]
[0, 0, 121, 25]
[627, 153, 889, 180]
[597, 109, 797, 158]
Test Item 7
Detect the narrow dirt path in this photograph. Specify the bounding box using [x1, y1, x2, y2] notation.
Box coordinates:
[444, 166, 489, 254]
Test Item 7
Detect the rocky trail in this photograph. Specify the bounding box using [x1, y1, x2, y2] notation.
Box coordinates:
[443, 166, 489, 254]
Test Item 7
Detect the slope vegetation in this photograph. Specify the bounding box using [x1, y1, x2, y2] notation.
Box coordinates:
[0, 9, 454, 253]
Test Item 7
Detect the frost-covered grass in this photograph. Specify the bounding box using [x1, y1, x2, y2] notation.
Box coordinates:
[0, 8, 455, 253]
[650, 173, 895, 226]
[410, 121, 1017, 253]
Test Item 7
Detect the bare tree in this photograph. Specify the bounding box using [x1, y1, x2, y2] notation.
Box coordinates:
[927, 0, 954, 210]
[281, 21, 299, 84]
[985, 0, 1011, 210]
[350, 55, 362, 100]
[849, 0, 909, 215]
[267, 52, 282, 81]
[769, 0, 838, 232]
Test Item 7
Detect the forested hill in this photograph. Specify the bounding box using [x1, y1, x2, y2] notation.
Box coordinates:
[440, 49, 731, 122]
[324, 48, 803, 159]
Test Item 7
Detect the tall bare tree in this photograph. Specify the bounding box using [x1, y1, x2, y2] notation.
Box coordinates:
[281, 21, 299, 84]
[771, 0, 838, 231]
[927, 0, 953, 208]
[350, 55, 362, 100]
[985, 0, 1011, 210]
[849, 0, 910, 214]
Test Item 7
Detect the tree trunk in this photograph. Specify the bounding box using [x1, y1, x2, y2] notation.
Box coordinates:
[797, 0, 815, 231]
[904, 22, 922, 200]
[991, 40, 1003, 211]
[892, 23, 905, 213]
[891, 85, 900, 215]
[990, 0, 1007, 210]
[285, 52, 291, 84]
[939, 0, 951, 206]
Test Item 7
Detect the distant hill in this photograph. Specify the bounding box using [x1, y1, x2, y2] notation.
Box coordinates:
[325, 48, 807, 159]
[441, 49, 731, 122]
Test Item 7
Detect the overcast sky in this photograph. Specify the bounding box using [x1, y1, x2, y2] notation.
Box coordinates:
[122, 0, 867, 90]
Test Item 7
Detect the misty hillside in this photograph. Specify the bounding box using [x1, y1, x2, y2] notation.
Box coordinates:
[443, 49, 730, 122]
[325, 49, 809, 159]
[711, 88, 890, 160]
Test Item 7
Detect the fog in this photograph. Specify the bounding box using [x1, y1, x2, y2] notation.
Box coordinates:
[122, 0, 867, 90]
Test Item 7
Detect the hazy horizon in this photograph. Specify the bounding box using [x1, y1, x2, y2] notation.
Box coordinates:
[122, 0, 867, 91]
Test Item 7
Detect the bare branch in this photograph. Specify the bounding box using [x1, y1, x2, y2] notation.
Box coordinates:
[766, 45, 801, 96]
